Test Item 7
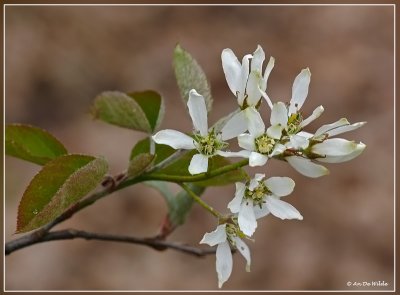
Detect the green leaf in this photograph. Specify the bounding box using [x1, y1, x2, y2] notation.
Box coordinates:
[146, 181, 205, 227]
[173, 44, 213, 112]
[127, 91, 164, 132]
[130, 137, 175, 165]
[5, 124, 68, 165]
[159, 150, 248, 186]
[128, 153, 155, 178]
[17, 154, 108, 233]
[92, 91, 152, 133]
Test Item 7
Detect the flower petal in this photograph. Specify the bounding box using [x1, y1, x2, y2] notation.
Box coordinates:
[317, 142, 366, 163]
[267, 125, 284, 140]
[246, 71, 263, 106]
[188, 153, 209, 175]
[289, 68, 311, 115]
[228, 182, 245, 213]
[265, 177, 295, 197]
[245, 107, 265, 137]
[314, 118, 349, 138]
[221, 110, 248, 140]
[216, 150, 251, 158]
[312, 138, 358, 156]
[238, 54, 252, 102]
[216, 241, 233, 288]
[254, 204, 270, 219]
[300, 105, 324, 128]
[187, 89, 208, 136]
[286, 134, 310, 150]
[286, 156, 329, 178]
[259, 86, 273, 109]
[266, 196, 303, 220]
[249, 173, 265, 191]
[297, 131, 314, 139]
[270, 143, 286, 157]
[261, 56, 275, 91]
[251, 45, 265, 73]
[238, 200, 257, 237]
[326, 121, 367, 137]
[233, 237, 251, 272]
[249, 152, 269, 167]
[221, 48, 241, 96]
[270, 102, 288, 127]
[238, 133, 256, 151]
[200, 224, 227, 246]
[152, 129, 196, 150]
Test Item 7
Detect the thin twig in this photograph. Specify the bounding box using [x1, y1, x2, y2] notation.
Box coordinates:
[5, 228, 217, 257]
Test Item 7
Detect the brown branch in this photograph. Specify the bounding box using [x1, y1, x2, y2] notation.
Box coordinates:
[5, 228, 217, 257]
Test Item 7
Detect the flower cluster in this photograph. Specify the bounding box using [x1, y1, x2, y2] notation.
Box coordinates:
[153, 45, 366, 288]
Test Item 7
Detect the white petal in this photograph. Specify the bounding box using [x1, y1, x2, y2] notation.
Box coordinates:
[187, 89, 208, 136]
[228, 182, 245, 213]
[261, 56, 275, 91]
[327, 121, 367, 137]
[238, 200, 257, 237]
[249, 173, 265, 191]
[317, 142, 366, 163]
[246, 71, 263, 106]
[221, 110, 248, 140]
[286, 156, 329, 178]
[251, 45, 265, 73]
[233, 237, 251, 272]
[245, 107, 265, 137]
[200, 224, 227, 246]
[265, 177, 295, 197]
[297, 131, 314, 139]
[238, 133, 256, 151]
[259, 87, 273, 110]
[289, 68, 311, 115]
[152, 129, 196, 150]
[300, 105, 324, 128]
[254, 204, 270, 219]
[266, 197, 303, 220]
[270, 143, 286, 157]
[238, 54, 252, 100]
[314, 118, 349, 138]
[266, 125, 283, 140]
[216, 241, 233, 288]
[286, 134, 310, 150]
[188, 153, 209, 175]
[221, 48, 241, 95]
[249, 152, 269, 167]
[270, 102, 288, 127]
[312, 138, 358, 156]
[216, 150, 251, 158]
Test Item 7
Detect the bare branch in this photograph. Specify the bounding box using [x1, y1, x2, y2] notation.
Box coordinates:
[5, 228, 217, 257]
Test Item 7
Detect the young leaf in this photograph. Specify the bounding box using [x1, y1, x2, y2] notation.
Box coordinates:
[173, 44, 213, 112]
[128, 153, 155, 178]
[127, 91, 164, 132]
[5, 124, 68, 165]
[158, 150, 248, 186]
[92, 91, 152, 133]
[130, 137, 175, 165]
[145, 181, 205, 228]
[17, 154, 108, 233]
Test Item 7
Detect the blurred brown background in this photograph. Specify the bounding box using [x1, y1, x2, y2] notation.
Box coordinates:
[5, 5, 394, 290]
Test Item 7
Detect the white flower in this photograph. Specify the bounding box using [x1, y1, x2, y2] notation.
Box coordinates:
[220, 46, 275, 139]
[285, 118, 366, 177]
[228, 174, 301, 236]
[152, 89, 240, 175]
[228, 107, 286, 167]
[200, 224, 251, 288]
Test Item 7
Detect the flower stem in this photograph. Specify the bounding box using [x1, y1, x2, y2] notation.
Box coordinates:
[180, 183, 222, 219]
[119, 158, 249, 188]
